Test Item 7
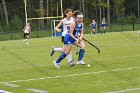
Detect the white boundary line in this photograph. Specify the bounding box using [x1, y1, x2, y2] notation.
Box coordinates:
[27, 88, 48, 93]
[2, 83, 19, 88]
[106, 88, 140, 93]
[0, 67, 140, 84]
[0, 89, 12, 93]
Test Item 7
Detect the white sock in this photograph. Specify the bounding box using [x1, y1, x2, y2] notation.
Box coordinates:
[23, 39, 28, 43]
[53, 48, 63, 52]
[67, 52, 72, 63]
[26, 39, 29, 45]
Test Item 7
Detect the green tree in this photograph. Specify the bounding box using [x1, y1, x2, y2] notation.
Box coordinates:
[10, 15, 23, 32]
[111, 0, 125, 22]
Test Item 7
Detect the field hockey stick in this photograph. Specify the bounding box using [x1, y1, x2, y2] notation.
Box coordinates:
[75, 39, 80, 55]
[75, 46, 78, 55]
[82, 38, 100, 53]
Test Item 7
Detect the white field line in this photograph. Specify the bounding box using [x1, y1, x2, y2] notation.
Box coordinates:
[0, 89, 12, 93]
[106, 88, 140, 93]
[27, 88, 48, 93]
[3, 83, 19, 87]
[0, 67, 140, 84]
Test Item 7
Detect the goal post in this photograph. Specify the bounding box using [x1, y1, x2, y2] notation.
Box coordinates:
[23, 0, 63, 24]
[24, 0, 28, 24]
[51, 20, 62, 37]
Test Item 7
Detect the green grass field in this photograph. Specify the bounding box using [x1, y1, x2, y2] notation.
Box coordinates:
[0, 31, 140, 93]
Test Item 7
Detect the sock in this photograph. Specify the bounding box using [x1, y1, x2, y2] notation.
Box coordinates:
[24, 39, 27, 42]
[56, 52, 67, 63]
[78, 49, 85, 61]
[26, 39, 29, 45]
[93, 32, 96, 35]
[53, 48, 63, 52]
[66, 52, 72, 63]
[104, 30, 106, 33]
[100, 31, 103, 35]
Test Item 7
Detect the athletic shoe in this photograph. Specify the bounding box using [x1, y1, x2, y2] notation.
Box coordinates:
[76, 60, 86, 65]
[50, 46, 55, 56]
[53, 61, 60, 69]
[68, 60, 75, 66]
[23, 39, 26, 44]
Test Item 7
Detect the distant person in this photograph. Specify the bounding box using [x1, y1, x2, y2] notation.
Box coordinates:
[90, 19, 97, 36]
[100, 18, 106, 34]
[23, 23, 31, 45]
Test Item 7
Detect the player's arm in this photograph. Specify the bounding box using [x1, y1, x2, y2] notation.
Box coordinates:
[23, 26, 25, 32]
[90, 23, 92, 26]
[55, 20, 63, 32]
[29, 26, 31, 32]
[69, 21, 77, 41]
[103, 21, 106, 25]
[79, 22, 84, 40]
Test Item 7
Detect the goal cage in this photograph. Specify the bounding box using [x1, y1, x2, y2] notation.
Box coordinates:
[24, 0, 63, 37]
[51, 20, 62, 37]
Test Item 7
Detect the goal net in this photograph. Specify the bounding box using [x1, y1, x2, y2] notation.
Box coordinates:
[51, 20, 62, 37]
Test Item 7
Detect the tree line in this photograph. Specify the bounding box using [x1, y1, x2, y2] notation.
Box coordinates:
[0, 0, 140, 32]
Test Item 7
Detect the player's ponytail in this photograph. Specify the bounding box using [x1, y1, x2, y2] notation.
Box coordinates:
[72, 10, 83, 18]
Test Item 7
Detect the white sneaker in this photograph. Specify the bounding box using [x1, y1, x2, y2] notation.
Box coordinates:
[23, 39, 26, 44]
[53, 61, 60, 68]
[76, 60, 86, 65]
[68, 60, 75, 66]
